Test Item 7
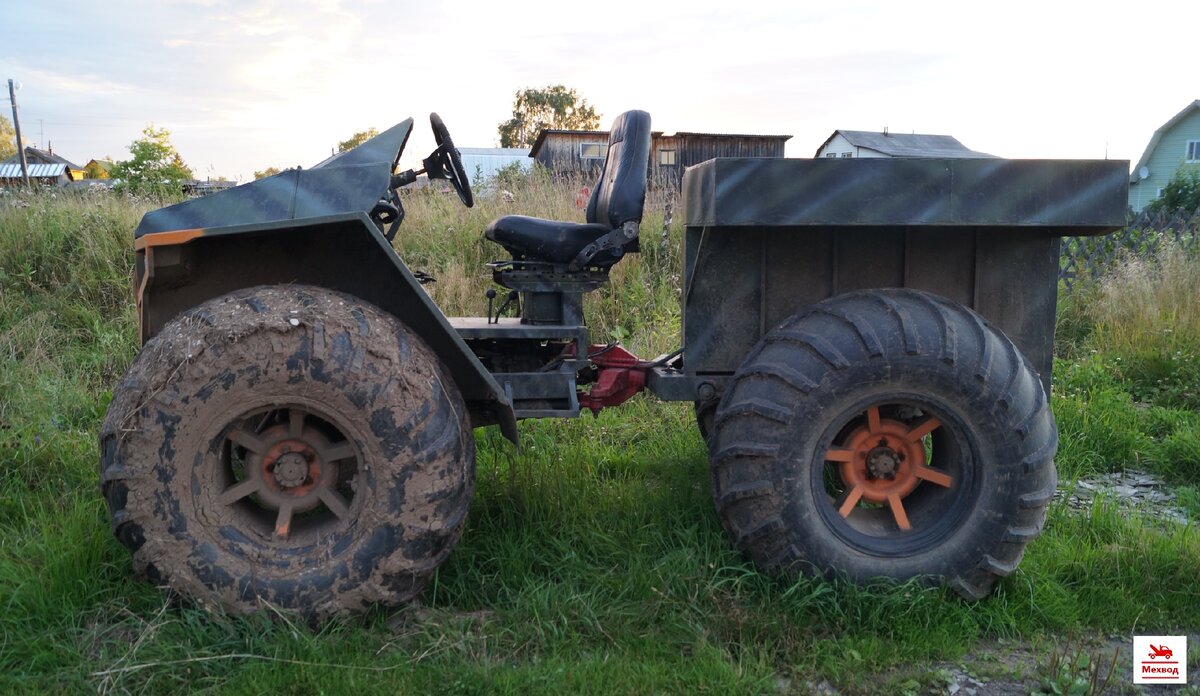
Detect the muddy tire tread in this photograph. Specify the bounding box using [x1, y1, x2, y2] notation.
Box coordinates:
[100, 284, 474, 617]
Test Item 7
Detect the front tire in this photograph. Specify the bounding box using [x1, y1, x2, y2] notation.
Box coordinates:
[709, 288, 1056, 599]
[100, 285, 475, 616]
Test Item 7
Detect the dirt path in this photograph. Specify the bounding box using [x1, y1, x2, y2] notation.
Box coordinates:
[793, 633, 1198, 695]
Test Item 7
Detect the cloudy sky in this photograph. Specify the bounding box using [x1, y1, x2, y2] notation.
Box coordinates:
[3, 0, 1197, 181]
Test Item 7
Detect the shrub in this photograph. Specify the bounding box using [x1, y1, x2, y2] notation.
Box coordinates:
[1145, 165, 1200, 215]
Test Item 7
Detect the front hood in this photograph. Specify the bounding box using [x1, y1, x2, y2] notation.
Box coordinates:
[135, 119, 413, 237]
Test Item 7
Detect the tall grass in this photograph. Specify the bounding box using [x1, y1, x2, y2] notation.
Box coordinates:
[0, 192, 149, 526]
[1, 186, 1198, 693]
[398, 172, 683, 355]
[1090, 244, 1200, 347]
[1052, 242, 1200, 484]
[1086, 244, 1200, 409]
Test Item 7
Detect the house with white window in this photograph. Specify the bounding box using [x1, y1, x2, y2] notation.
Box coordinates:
[1127, 100, 1200, 212]
[814, 130, 993, 159]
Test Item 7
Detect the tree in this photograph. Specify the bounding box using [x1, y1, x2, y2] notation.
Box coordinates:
[254, 166, 282, 180]
[497, 85, 600, 148]
[1146, 165, 1200, 215]
[0, 115, 15, 160]
[111, 124, 193, 194]
[338, 128, 379, 153]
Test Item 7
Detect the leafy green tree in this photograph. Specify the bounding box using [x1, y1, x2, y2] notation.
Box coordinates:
[254, 166, 282, 180]
[337, 128, 379, 153]
[111, 125, 193, 194]
[497, 85, 600, 148]
[0, 115, 16, 160]
[1146, 165, 1200, 215]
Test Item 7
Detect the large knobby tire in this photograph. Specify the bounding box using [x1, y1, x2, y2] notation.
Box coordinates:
[709, 288, 1057, 599]
[99, 285, 475, 617]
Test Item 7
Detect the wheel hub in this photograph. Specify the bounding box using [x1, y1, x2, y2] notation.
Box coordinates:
[825, 405, 952, 531]
[272, 450, 311, 489]
[840, 428, 923, 501]
[216, 407, 357, 539]
[262, 438, 322, 495]
[866, 442, 902, 480]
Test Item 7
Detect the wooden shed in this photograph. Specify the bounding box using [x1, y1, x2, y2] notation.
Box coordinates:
[530, 128, 791, 184]
[653, 132, 791, 185]
[529, 129, 617, 176]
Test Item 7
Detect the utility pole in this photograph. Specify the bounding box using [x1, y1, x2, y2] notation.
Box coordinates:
[8, 79, 30, 187]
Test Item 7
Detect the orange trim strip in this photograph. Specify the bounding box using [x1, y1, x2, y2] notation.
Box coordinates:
[134, 228, 205, 250]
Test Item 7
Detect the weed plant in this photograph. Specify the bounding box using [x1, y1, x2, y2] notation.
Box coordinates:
[0, 186, 1197, 693]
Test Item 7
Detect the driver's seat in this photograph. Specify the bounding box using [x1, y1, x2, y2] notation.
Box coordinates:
[485, 110, 651, 271]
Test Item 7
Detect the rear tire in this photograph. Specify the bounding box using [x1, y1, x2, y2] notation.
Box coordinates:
[709, 288, 1056, 599]
[695, 400, 717, 442]
[100, 285, 475, 617]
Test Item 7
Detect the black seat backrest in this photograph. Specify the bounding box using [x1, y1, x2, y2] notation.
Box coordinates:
[585, 110, 652, 229]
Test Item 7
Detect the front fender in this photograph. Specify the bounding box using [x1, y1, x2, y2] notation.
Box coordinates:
[134, 212, 517, 443]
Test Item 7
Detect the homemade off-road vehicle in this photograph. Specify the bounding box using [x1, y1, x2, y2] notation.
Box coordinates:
[101, 111, 1128, 616]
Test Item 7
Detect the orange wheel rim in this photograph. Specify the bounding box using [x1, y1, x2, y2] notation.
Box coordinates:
[218, 407, 357, 540]
[825, 406, 953, 531]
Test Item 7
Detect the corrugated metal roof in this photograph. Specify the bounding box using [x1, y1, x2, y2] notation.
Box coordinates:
[459, 148, 532, 180]
[459, 147, 531, 156]
[821, 130, 993, 158]
[0, 163, 68, 178]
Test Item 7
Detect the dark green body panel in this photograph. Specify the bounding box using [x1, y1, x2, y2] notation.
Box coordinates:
[680, 158, 1130, 393]
[135, 120, 414, 237]
[132, 120, 517, 440]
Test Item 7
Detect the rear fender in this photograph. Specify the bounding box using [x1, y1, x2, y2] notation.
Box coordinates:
[135, 212, 518, 443]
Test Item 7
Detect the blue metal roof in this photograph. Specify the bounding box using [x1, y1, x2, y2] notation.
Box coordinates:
[0, 163, 68, 178]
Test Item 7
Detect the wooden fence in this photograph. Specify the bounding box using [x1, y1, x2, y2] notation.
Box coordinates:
[1059, 208, 1200, 287]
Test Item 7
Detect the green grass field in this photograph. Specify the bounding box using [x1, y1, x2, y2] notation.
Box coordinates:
[1, 184, 1198, 694]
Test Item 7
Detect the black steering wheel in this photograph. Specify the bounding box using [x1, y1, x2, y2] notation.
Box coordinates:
[424, 113, 474, 208]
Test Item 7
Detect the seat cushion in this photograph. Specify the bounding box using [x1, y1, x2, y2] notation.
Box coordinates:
[484, 215, 613, 265]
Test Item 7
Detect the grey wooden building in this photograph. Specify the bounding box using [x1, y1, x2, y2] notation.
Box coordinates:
[530, 128, 791, 184]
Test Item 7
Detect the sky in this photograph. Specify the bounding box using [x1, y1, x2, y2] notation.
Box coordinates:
[2, 0, 1197, 182]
